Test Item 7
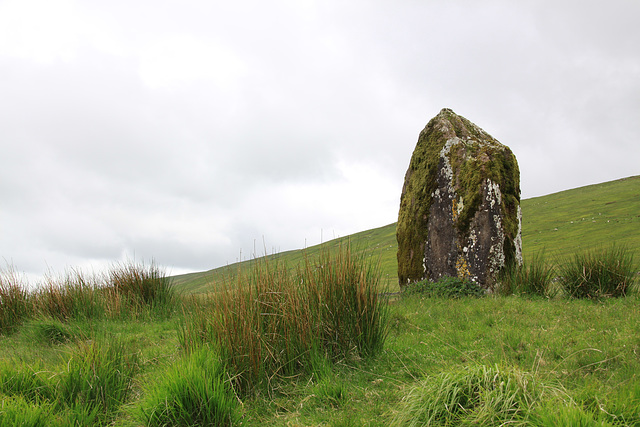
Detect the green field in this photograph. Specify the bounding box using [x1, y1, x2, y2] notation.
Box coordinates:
[1, 175, 639, 426]
[173, 175, 640, 294]
[521, 176, 640, 259]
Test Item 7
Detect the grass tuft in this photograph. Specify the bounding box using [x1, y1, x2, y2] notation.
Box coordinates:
[0, 360, 55, 403]
[558, 245, 637, 299]
[55, 338, 139, 423]
[136, 346, 240, 426]
[392, 364, 566, 426]
[530, 400, 616, 426]
[0, 337, 139, 425]
[498, 251, 555, 297]
[314, 377, 349, 409]
[30, 318, 77, 346]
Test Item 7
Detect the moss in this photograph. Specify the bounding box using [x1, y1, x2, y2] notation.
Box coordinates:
[396, 117, 450, 285]
[452, 154, 483, 234]
[449, 142, 520, 237]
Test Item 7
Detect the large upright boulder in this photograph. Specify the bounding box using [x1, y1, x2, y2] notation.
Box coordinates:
[397, 108, 522, 290]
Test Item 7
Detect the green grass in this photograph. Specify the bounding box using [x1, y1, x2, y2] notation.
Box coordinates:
[56, 339, 139, 424]
[172, 175, 640, 294]
[0, 337, 139, 425]
[0, 395, 57, 427]
[522, 176, 640, 260]
[390, 364, 567, 426]
[403, 276, 485, 298]
[1, 245, 390, 425]
[243, 296, 640, 425]
[135, 346, 240, 426]
[2, 292, 640, 424]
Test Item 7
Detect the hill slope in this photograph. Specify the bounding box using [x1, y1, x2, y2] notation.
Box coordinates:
[172, 175, 640, 294]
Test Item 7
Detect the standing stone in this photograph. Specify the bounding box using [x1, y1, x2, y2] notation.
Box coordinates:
[397, 108, 522, 290]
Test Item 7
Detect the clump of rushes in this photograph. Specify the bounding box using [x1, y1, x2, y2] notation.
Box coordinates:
[0, 266, 30, 334]
[33, 270, 102, 321]
[136, 346, 240, 426]
[106, 260, 175, 311]
[22, 262, 175, 325]
[179, 244, 388, 396]
[558, 245, 637, 299]
[302, 246, 388, 359]
[498, 251, 555, 297]
[182, 256, 320, 394]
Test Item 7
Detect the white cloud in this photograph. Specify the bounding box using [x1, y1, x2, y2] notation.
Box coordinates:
[137, 34, 247, 90]
[0, 0, 80, 63]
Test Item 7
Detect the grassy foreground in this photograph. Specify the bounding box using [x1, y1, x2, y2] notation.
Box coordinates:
[1, 248, 391, 425]
[2, 289, 639, 425]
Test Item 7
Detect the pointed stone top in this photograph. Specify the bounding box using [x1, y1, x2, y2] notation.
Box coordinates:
[421, 108, 499, 145]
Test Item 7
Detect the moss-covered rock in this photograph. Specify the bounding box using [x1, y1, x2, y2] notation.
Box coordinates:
[397, 108, 522, 290]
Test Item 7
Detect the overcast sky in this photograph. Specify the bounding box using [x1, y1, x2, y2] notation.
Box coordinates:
[1, 0, 639, 284]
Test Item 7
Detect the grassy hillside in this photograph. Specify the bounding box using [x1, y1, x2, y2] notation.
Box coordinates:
[172, 175, 640, 294]
[521, 175, 640, 258]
